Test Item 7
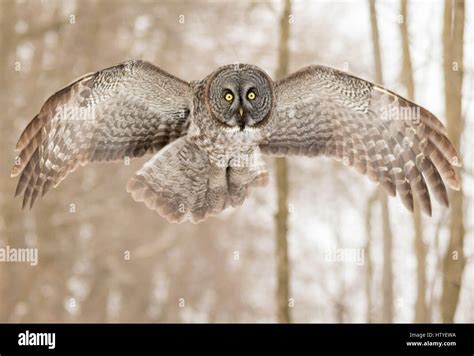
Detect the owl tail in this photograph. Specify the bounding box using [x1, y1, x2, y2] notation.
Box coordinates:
[126, 137, 268, 223]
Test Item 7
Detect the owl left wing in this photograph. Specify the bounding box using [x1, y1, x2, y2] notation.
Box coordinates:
[12, 60, 192, 209]
[260, 65, 461, 215]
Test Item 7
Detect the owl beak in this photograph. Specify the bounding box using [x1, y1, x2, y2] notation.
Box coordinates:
[238, 106, 246, 130]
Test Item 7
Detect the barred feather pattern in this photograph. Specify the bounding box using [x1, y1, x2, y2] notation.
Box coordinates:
[11, 60, 192, 209]
[125, 137, 268, 223]
[260, 65, 460, 216]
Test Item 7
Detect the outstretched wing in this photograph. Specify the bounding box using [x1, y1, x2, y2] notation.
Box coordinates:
[12, 60, 192, 208]
[261, 65, 460, 215]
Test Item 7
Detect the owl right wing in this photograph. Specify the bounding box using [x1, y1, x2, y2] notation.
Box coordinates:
[260, 65, 460, 215]
[12, 60, 192, 208]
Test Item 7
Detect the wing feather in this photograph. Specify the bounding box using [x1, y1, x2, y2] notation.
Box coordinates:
[12, 60, 192, 208]
[261, 65, 460, 215]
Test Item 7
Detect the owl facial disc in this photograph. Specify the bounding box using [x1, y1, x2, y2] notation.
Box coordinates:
[207, 64, 274, 130]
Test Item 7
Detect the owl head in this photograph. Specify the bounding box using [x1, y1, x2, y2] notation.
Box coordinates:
[206, 64, 274, 130]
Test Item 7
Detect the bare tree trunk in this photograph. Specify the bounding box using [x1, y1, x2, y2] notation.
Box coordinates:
[441, 0, 465, 323]
[274, 0, 292, 324]
[368, 0, 394, 323]
[399, 0, 414, 100]
[365, 191, 378, 323]
[369, 0, 383, 84]
[399, 0, 428, 323]
[413, 202, 428, 322]
[0, 0, 16, 322]
[381, 194, 394, 323]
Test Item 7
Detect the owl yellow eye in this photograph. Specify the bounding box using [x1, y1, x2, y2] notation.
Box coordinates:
[225, 93, 234, 102]
[247, 91, 256, 100]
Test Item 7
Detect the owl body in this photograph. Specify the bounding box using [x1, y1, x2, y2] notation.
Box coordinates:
[185, 75, 270, 211]
[12, 60, 460, 223]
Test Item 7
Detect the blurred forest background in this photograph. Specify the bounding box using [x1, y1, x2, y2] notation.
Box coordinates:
[0, 0, 472, 323]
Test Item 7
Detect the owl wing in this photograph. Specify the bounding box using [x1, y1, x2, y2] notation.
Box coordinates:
[12, 60, 193, 208]
[260, 65, 461, 215]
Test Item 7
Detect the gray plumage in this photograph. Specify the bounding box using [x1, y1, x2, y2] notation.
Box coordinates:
[12, 60, 460, 223]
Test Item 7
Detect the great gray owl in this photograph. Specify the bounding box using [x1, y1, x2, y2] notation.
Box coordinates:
[11, 60, 460, 223]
